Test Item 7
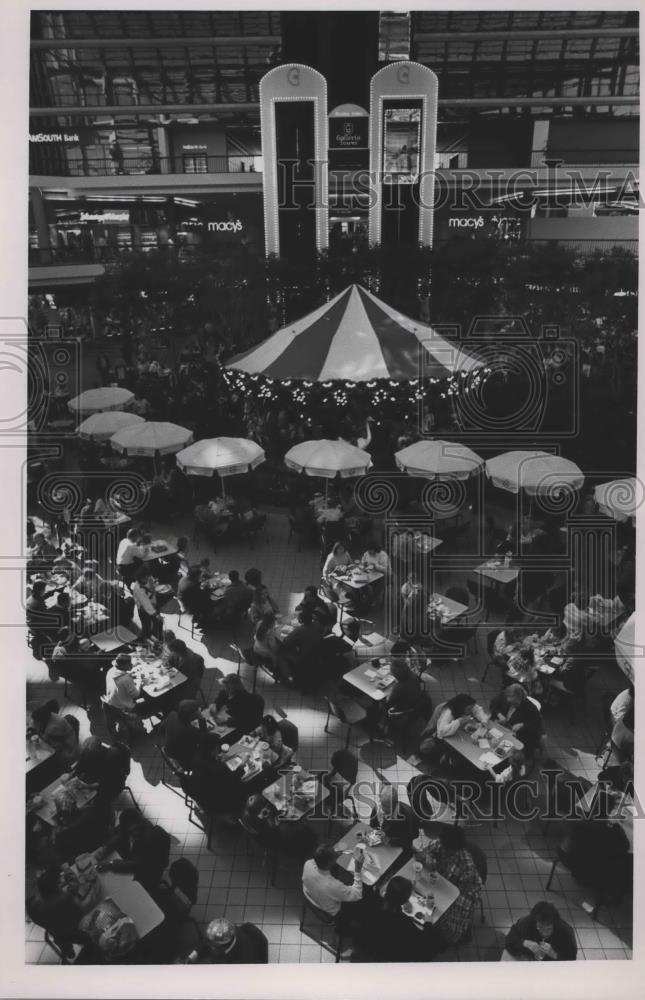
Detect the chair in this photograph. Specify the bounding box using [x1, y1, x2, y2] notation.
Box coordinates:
[158, 744, 190, 803]
[100, 696, 141, 745]
[299, 892, 344, 962]
[323, 749, 359, 830]
[481, 628, 504, 684]
[540, 761, 592, 836]
[238, 816, 279, 885]
[230, 642, 276, 694]
[240, 922, 269, 963]
[323, 693, 367, 748]
[177, 598, 201, 640]
[159, 858, 201, 933]
[545, 835, 602, 919]
[277, 717, 299, 753]
[466, 840, 488, 923]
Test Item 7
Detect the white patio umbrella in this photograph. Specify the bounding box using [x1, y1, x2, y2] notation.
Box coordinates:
[594, 478, 639, 526]
[285, 439, 373, 498]
[68, 387, 134, 415]
[485, 451, 584, 496]
[614, 612, 635, 681]
[176, 437, 265, 497]
[110, 421, 193, 457]
[78, 411, 145, 442]
[395, 440, 483, 480]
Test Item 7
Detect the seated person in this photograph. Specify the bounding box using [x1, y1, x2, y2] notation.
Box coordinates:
[177, 566, 214, 625]
[247, 585, 280, 627]
[94, 809, 171, 894]
[28, 699, 79, 763]
[241, 794, 317, 858]
[51, 794, 114, 864]
[26, 580, 57, 655]
[185, 918, 268, 965]
[295, 586, 337, 630]
[280, 609, 326, 687]
[505, 901, 577, 961]
[71, 568, 107, 603]
[419, 694, 486, 757]
[489, 684, 544, 758]
[215, 675, 263, 733]
[431, 825, 483, 949]
[361, 542, 392, 576]
[302, 844, 365, 921]
[251, 715, 293, 766]
[611, 705, 635, 762]
[26, 867, 87, 959]
[386, 661, 424, 716]
[253, 613, 286, 677]
[353, 876, 424, 963]
[322, 542, 352, 583]
[73, 737, 131, 803]
[565, 791, 632, 901]
[369, 785, 419, 851]
[220, 570, 253, 619]
[103, 653, 146, 726]
[163, 699, 219, 770]
[610, 686, 634, 724]
[162, 638, 205, 700]
[182, 756, 246, 817]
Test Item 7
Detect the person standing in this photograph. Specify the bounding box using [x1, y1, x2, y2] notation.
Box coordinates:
[131, 571, 162, 640]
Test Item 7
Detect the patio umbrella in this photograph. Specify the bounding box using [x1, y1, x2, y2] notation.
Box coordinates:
[395, 440, 483, 480]
[594, 478, 639, 526]
[78, 411, 145, 442]
[614, 612, 635, 681]
[485, 451, 584, 496]
[285, 439, 373, 497]
[176, 437, 265, 498]
[110, 421, 193, 457]
[68, 387, 134, 415]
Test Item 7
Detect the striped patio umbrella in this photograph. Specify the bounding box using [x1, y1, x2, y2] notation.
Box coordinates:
[395, 440, 483, 480]
[227, 284, 482, 381]
[68, 387, 133, 415]
[78, 411, 145, 442]
[110, 421, 193, 457]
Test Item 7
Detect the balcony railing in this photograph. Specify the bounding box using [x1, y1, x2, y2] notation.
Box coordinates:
[29, 154, 261, 178]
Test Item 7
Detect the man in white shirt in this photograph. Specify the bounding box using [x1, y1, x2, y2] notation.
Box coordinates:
[104, 653, 142, 713]
[116, 529, 144, 583]
[302, 844, 364, 920]
[131, 571, 160, 640]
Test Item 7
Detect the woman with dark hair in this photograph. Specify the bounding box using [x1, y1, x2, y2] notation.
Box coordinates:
[322, 542, 352, 582]
[352, 876, 424, 962]
[418, 693, 485, 759]
[505, 901, 577, 961]
[241, 793, 317, 858]
[251, 715, 293, 765]
[430, 825, 483, 949]
[253, 612, 284, 674]
[247, 585, 279, 627]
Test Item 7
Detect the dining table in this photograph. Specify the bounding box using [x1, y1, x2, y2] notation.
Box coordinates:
[26, 734, 56, 774]
[380, 854, 459, 929]
[129, 653, 187, 700]
[45, 587, 88, 610]
[90, 626, 138, 654]
[343, 658, 395, 702]
[427, 592, 470, 624]
[474, 559, 520, 586]
[219, 734, 269, 783]
[352, 631, 395, 660]
[333, 821, 403, 887]
[262, 767, 330, 820]
[73, 849, 164, 944]
[332, 564, 384, 592]
[141, 539, 177, 561]
[441, 717, 524, 772]
[27, 774, 96, 826]
[413, 532, 443, 555]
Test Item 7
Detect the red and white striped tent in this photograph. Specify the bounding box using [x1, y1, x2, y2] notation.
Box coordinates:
[227, 284, 482, 381]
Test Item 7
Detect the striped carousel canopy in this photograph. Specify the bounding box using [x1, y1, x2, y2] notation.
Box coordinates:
[226, 284, 482, 382]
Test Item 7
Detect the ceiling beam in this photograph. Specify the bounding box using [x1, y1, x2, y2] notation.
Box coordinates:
[415, 28, 638, 42]
[31, 36, 280, 49]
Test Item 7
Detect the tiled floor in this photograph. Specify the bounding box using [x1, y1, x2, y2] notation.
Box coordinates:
[25, 508, 633, 963]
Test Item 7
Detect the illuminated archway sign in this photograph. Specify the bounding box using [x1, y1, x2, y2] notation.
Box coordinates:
[260, 64, 329, 258]
[369, 62, 438, 248]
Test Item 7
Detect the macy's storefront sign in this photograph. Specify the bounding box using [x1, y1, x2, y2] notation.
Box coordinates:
[448, 215, 486, 229]
[207, 219, 244, 233]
